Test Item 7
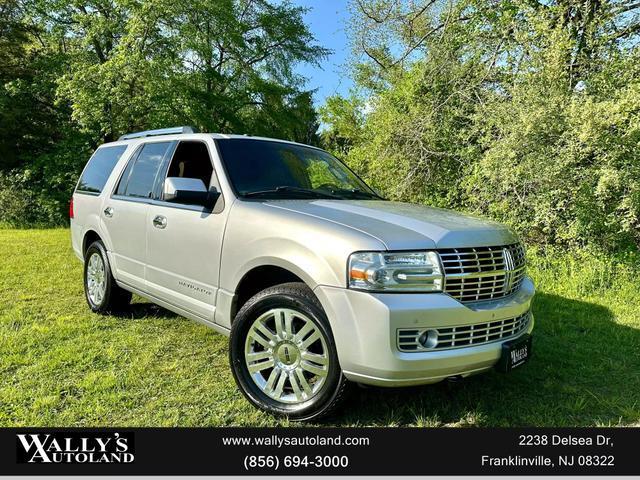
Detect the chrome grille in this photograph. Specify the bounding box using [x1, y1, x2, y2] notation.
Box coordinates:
[397, 311, 531, 352]
[439, 243, 526, 303]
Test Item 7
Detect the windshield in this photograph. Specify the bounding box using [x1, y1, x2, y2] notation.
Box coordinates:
[216, 138, 381, 200]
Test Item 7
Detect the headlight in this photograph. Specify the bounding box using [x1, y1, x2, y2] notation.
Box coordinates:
[348, 251, 443, 292]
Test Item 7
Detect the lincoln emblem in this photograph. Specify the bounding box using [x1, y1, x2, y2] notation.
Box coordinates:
[502, 247, 516, 293]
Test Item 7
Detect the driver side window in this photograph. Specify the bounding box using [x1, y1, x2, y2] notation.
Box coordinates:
[163, 141, 215, 198]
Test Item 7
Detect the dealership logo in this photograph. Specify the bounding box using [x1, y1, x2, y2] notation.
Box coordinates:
[16, 432, 134, 464]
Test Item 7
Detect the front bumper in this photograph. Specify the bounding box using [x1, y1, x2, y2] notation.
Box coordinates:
[313, 277, 535, 387]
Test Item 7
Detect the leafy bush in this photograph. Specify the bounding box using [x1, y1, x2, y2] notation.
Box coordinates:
[0, 168, 77, 228]
[321, 1, 640, 253]
[470, 69, 640, 250]
[0, 172, 35, 227]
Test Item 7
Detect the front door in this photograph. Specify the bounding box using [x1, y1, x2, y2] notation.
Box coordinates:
[145, 140, 227, 322]
[103, 141, 173, 291]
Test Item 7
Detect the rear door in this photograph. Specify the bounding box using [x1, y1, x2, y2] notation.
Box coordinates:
[103, 141, 173, 290]
[145, 139, 227, 322]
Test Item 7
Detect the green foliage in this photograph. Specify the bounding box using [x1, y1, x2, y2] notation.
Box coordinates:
[322, 0, 640, 251]
[49, 0, 327, 141]
[0, 171, 66, 227]
[0, 136, 90, 227]
[471, 70, 640, 249]
[318, 95, 366, 156]
[0, 0, 75, 172]
[339, 43, 485, 207]
[0, 172, 35, 227]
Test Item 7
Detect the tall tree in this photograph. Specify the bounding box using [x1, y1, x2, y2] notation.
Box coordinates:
[27, 0, 328, 141]
[322, 0, 640, 249]
[0, 0, 71, 171]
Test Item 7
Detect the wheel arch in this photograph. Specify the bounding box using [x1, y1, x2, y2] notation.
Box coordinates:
[82, 229, 102, 257]
[230, 263, 310, 321]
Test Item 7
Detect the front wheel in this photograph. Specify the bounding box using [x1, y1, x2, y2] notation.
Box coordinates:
[229, 282, 349, 421]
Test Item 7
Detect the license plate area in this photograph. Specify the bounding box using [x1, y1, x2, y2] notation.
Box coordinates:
[496, 334, 532, 373]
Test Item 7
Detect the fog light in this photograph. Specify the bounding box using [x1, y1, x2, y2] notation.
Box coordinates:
[418, 329, 438, 349]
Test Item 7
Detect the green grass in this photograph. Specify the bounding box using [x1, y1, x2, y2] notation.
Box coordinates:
[1, 228, 639, 427]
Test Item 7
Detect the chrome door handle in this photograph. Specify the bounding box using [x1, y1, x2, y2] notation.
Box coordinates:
[153, 215, 167, 229]
[103, 207, 114, 218]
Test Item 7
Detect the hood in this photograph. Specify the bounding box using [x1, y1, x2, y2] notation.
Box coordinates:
[264, 200, 517, 250]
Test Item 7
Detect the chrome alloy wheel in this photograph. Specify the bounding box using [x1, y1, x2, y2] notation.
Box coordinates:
[86, 252, 106, 305]
[244, 308, 329, 404]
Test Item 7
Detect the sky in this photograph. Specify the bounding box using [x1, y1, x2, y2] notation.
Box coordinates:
[291, 0, 354, 107]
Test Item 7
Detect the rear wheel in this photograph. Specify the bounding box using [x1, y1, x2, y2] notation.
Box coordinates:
[84, 240, 132, 313]
[229, 282, 349, 421]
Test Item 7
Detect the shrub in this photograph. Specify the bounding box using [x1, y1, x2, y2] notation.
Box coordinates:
[0, 170, 73, 228]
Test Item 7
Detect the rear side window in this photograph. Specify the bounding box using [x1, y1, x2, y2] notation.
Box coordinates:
[116, 142, 171, 198]
[76, 145, 127, 194]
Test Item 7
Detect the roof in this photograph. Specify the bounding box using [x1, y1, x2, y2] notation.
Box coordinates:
[102, 127, 321, 151]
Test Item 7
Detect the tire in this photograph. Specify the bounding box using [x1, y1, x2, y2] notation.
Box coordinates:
[84, 240, 132, 314]
[229, 282, 349, 421]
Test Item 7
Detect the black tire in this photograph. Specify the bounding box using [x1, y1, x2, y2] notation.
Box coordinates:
[229, 282, 349, 421]
[84, 240, 132, 314]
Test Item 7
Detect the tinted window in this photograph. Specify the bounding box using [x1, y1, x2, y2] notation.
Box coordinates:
[216, 139, 378, 199]
[77, 145, 127, 194]
[115, 148, 138, 196]
[118, 142, 171, 198]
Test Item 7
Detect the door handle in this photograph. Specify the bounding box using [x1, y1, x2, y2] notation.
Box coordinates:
[103, 207, 114, 218]
[153, 215, 167, 229]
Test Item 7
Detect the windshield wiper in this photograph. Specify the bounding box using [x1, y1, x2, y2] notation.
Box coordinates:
[326, 187, 384, 200]
[242, 186, 341, 199]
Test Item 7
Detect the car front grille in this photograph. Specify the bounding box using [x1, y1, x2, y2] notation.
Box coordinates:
[397, 311, 531, 352]
[438, 243, 526, 303]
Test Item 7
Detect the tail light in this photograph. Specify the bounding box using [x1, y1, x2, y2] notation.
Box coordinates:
[69, 197, 74, 219]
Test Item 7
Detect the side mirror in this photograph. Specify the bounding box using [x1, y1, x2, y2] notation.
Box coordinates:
[163, 177, 220, 209]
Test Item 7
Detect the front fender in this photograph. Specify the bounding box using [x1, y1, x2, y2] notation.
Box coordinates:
[227, 239, 340, 293]
[218, 201, 386, 294]
[215, 201, 386, 328]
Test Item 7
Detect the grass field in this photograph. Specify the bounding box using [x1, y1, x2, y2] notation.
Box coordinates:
[0, 228, 638, 427]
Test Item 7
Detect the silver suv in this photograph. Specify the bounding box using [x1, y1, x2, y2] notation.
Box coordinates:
[70, 126, 535, 420]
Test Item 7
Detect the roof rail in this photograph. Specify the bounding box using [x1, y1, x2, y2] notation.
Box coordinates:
[118, 126, 199, 141]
